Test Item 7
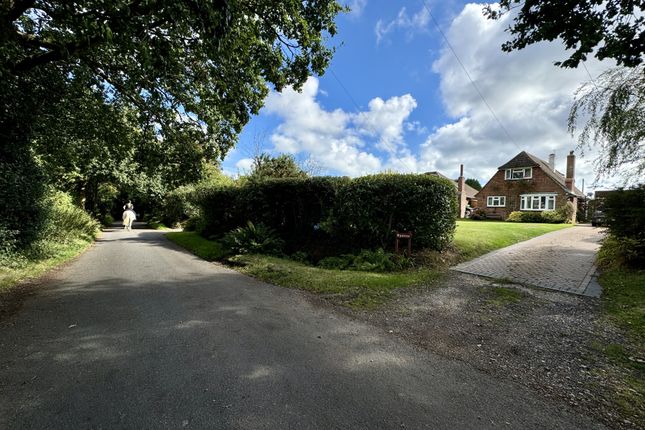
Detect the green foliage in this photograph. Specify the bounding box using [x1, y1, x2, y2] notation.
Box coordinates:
[223, 222, 285, 255]
[318, 249, 413, 272]
[332, 174, 458, 251]
[507, 210, 567, 223]
[486, 1, 645, 68]
[195, 174, 457, 254]
[161, 186, 199, 227]
[465, 178, 482, 190]
[196, 176, 347, 251]
[598, 236, 645, 270]
[569, 67, 645, 183]
[600, 186, 645, 269]
[249, 153, 307, 180]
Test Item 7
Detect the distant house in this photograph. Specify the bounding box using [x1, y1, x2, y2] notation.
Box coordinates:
[426, 165, 478, 218]
[475, 151, 585, 222]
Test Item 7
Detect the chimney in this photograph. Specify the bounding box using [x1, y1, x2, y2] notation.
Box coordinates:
[565, 150, 575, 191]
[457, 164, 467, 218]
[548, 153, 555, 171]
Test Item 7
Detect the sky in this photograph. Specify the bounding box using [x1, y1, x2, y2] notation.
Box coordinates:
[221, 0, 620, 194]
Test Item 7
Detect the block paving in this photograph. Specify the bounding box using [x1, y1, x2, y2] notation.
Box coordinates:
[452, 225, 604, 297]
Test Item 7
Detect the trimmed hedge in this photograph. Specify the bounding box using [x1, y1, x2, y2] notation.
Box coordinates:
[194, 174, 457, 254]
[331, 174, 457, 251]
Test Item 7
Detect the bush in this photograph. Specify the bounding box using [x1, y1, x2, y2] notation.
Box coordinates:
[160, 185, 198, 227]
[194, 174, 457, 254]
[597, 235, 645, 270]
[318, 249, 413, 272]
[600, 186, 645, 269]
[223, 221, 284, 255]
[331, 174, 457, 251]
[507, 210, 566, 223]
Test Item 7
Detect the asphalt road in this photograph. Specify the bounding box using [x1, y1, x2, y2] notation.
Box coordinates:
[0, 225, 604, 429]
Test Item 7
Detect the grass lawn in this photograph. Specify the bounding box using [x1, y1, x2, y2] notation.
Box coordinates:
[597, 268, 645, 420]
[454, 219, 571, 261]
[166, 220, 572, 309]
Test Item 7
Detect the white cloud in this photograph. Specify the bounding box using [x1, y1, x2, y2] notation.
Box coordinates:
[347, 0, 367, 17]
[375, 6, 430, 44]
[235, 158, 254, 173]
[418, 3, 613, 189]
[354, 95, 417, 153]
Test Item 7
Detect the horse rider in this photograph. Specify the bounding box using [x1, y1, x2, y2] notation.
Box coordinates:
[123, 200, 134, 211]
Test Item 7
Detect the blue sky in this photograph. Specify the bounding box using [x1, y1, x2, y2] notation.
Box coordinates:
[222, 1, 617, 193]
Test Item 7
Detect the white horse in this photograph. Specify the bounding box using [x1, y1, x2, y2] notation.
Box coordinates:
[122, 210, 136, 231]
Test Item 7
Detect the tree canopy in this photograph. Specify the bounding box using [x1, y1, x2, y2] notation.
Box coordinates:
[249, 153, 307, 180]
[0, 0, 343, 247]
[465, 178, 482, 191]
[485, 0, 645, 68]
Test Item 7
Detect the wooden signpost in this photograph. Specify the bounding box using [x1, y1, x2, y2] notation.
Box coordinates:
[394, 231, 412, 255]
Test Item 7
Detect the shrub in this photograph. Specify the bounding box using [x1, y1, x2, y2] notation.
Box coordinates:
[507, 210, 566, 223]
[161, 185, 198, 227]
[597, 235, 645, 270]
[194, 174, 457, 254]
[223, 221, 284, 255]
[332, 174, 457, 251]
[318, 249, 413, 272]
[40, 191, 100, 243]
[555, 201, 575, 223]
[600, 186, 645, 269]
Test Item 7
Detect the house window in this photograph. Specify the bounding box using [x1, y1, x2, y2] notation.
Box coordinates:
[487, 196, 506, 207]
[520, 194, 556, 211]
[505, 167, 532, 180]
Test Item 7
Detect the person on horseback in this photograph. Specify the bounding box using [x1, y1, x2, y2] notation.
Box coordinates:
[122, 200, 136, 231]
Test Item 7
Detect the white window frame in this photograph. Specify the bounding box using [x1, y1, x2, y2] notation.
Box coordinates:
[520, 193, 556, 211]
[505, 167, 533, 180]
[487, 196, 506, 207]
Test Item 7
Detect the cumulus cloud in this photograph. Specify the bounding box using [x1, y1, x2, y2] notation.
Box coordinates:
[375, 6, 430, 44]
[420, 3, 611, 187]
[263, 77, 420, 176]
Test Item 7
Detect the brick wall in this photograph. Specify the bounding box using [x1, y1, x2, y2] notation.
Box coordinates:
[475, 167, 568, 219]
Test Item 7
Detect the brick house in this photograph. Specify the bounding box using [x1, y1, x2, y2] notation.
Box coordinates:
[475, 151, 585, 221]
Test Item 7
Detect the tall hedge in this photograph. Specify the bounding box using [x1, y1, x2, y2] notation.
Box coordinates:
[602, 186, 645, 268]
[332, 174, 457, 251]
[194, 174, 457, 254]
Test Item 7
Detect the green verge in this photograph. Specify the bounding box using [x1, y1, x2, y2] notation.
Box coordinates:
[166, 231, 227, 261]
[165, 222, 573, 309]
[231, 254, 441, 309]
[453, 219, 571, 262]
[147, 219, 172, 230]
[595, 268, 645, 421]
[0, 237, 94, 291]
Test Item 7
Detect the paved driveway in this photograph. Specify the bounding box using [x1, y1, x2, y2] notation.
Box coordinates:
[0, 226, 604, 429]
[452, 225, 604, 296]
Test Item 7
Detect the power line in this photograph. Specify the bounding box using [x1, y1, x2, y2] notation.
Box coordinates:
[421, 0, 522, 152]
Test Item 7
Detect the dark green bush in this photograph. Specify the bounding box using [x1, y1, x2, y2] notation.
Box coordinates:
[195, 174, 456, 254]
[332, 174, 457, 251]
[223, 221, 285, 255]
[601, 186, 645, 269]
[161, 185, 198, 226]
[470, 208, 487, 220]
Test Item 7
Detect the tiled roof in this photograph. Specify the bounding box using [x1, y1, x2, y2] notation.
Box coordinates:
[498, 151, 585, 198]
[425, 171, 479, 199]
